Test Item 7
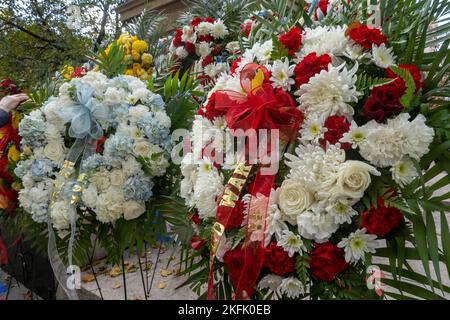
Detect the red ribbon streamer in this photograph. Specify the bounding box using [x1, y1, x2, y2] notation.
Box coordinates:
[207, 63, 303, 299]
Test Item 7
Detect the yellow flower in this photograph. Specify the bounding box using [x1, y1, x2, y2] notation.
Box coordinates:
[142, 53, 153, 65]
[132, 50, 141, 61]
[7, 145, 20, 163]
[125, 69, 134, 76]
[12, 112, 23, 130]
[132, 40, 148, 54]
[139, 70, 149, 80]
[132, 63, 142, 74]
[12, 181, 22, 191]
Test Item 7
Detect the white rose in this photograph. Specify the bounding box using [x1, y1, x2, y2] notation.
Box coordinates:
[43, 139, 65, 164]
[110, 169, 125, 187]
[133, 141, 152, 157]
[123, 200, 146, 220]
[50, 201, 75, 232]
[333, 160, 380, 200]
[278, 180, 314, 224]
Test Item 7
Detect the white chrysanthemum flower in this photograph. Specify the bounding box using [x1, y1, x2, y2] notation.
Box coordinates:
[299, 114, 327, 143]
[196, 41, 211, 58]
[278, 277, 305, 299]
[295, 63, 360, 119]
[338, 228, 379, 263]
[339, 120, 370, 149]
[194, 158, 224, 219]
[269, 58, 295, 90]
[211, 19, 229, 39]
[175, 46, 189, 59]
[265, 189, 289, 246]
[372, 44, 396, 68]
[286, 143, 345, 193]
[258, 274, 284, 292]
[300, 25, 349, 58]
[390, 157, 418, 187]
[277, 230, 307, 257]
[196, 22, 213, 36]
[204, 62, 227, 79]
[297, 205, 339, 243]
[357, 114, 434, 167]
[255, 40, 273, 64]
[326, 200, 358, 224]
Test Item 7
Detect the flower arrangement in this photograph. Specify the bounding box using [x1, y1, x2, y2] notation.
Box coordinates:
[169, 16, 233, 82]
[14, 70, 171, 260]
[105, 33, 154, 80]
[0, 78, 23, 215]
[177, 0, 449, 300]
[60, 65, 87, 81]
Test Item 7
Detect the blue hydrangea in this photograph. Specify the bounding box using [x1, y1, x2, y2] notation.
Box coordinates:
[30, 159, 55, 181]
[122, 172, 154, 201]
[148, 94, 165, 111]
[104, 133, 134, 159]
[81, 154, 108, 172]
[136, 114, 170, 148]
[19, 116, 47, 148]
[14, 159, 32, 178]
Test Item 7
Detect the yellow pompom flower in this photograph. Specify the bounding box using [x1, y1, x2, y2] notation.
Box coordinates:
[142, 53, 153, 66]
[139, 70, 149, 80]
[7, 145, 20, 163]
[132, 40, 148, 54]
[125, 69, 134, 76]
[132, 50, 141, 61]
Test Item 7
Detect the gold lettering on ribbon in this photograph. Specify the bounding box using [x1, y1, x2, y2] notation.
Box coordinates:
[219, 188, 240, 208]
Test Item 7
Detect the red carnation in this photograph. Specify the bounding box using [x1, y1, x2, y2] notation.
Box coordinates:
[223, 246, 247, 291]
[309, 242, 349, 282]
[198, 35, 213, 43]
[278, 26, 302, 56]
[320, 115, 351, 150]
[240, 21, 252, 37]
[347, 22, 387, 50]
[191, 17, 202, 27]
[361, 197, 404, 238]
[217, 200, 244, 230]
[204, 17, 215, 23]
[173, 29, 183, 47]
[294, 52, 331, 88]
[202, 55, 213, 67]
[184, 41, 196, 53]
[203, 92, 227, 121]
[363, 79, 405, 122]
[264, 242, 296, 276]
[386, 64, 423, 93]
[230, 57, 242, 74]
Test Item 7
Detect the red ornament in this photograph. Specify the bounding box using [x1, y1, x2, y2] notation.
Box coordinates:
[309, 242, 349, 282]
[294, 52, 331, 88]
